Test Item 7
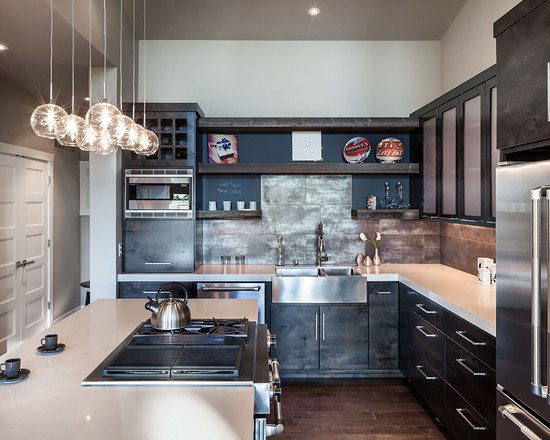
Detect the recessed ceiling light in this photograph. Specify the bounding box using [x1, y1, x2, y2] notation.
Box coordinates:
[0, 43, 9, 52]
[308, 7, 320, 16]
[83, 97, 90, 101]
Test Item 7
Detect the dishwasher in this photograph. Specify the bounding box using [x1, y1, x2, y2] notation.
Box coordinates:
[196, 283, 266, 324]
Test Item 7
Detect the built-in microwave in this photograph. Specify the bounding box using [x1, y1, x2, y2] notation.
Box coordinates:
[125, 169, 193, 218]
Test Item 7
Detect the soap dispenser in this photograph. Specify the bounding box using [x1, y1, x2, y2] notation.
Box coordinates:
[276, 236, 285, 266]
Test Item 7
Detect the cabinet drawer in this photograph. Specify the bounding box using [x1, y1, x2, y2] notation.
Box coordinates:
[446, 338, 496, 427]
[445, 383, 495, 440]
[368, 282, 398, 296]
[410, 348, 444, 423]
[409, 292, 444, 330]
[445, 311, 495, 370]
[118, 282, 194, 299]
[410, 311, 445, 376]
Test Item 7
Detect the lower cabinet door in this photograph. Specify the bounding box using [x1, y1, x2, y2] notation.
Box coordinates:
[369, 284, 398, 370]
[410, 348, 444, 424]
[319, 304, 369, 370]
[270, 304, 320, 370]
[446, 384, 495, 440]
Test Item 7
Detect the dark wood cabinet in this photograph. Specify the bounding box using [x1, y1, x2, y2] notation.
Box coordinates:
[410, 311, 445, 376]
[399, 284, 412, 378]
[319, 305, 369, 370]
[123, 220, 196, 273]
[410, 347, 445, 424]
[270, 304, 320, 370]
[271, 303, 369, 373]
[118, 281, 195, 299]
[368, 283, 398, 370]
[495, 0, 550, 151]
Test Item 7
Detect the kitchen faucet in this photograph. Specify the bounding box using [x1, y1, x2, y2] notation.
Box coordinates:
[315, 222, 328, 266]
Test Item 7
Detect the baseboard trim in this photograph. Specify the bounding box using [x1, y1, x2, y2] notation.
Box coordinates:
[53, 305, 82, 324]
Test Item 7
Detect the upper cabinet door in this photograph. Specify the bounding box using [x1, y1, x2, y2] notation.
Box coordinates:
[422, 116, 437, 216]
[496, 0, 550, 150]
[441, 104, 458, 217]
[462, 93, 482, 218]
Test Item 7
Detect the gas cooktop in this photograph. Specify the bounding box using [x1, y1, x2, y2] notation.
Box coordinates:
[82, 318, 266, 385]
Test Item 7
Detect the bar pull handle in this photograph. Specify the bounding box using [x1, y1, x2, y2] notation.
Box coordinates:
[200, 286, 261, 292]
[455, 330, 486, 346]
[415, 365, 436, 380]
[415, 325, 437, 338]
[415, 303, 437, 314]
[456, 358, 487, 377]
[531, 187, 550, 398]
[547, 62, 550, 122]
[144, 262, 173, 266]
[314, 312, 318, 341]
[143, 290, 172, 295]
[322, 313, 325, 341]
[456, 408, 487, 431]
[499, 404, 548, 440]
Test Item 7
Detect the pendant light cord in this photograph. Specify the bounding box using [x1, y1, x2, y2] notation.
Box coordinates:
[132, 0, 136, 120]
[142, 0, 146, 125]
[71, 0, 75, 113]
[88, 0, 92, 109]
[49, 0, 53, 102]
[103, 0, 107, 100]
[119, 0, 123, 110]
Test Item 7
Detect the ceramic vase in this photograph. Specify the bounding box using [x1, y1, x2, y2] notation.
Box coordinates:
[364, 256, 373, 267]
[373, 248, 381, 266]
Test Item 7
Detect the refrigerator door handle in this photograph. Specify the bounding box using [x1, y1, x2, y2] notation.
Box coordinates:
[499, 404, 547, 440]
[530, 187, 550, 398]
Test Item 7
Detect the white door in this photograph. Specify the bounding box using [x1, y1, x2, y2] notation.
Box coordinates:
[0, 154, 50, 349]
[19, 157, 49, 341]
[0, 155, 20, 350]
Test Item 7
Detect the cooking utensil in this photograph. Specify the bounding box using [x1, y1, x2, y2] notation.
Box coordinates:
[144, 282, 191, 331]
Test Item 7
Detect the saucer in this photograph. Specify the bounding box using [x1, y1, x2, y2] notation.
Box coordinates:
[0, 368, 30, 384]
[36, 343, 66, 354]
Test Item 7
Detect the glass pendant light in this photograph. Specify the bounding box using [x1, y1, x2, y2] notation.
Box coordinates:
[30, 0, 67, 138]
[109, 0, 135, 149]
[77, 123, 100, 151]
[85, 0, 120, 132]
[55, 0, 86, 147]
[93, 128, 117, 155]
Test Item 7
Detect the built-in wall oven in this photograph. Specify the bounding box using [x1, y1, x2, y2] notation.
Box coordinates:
[197, 283, 266, 324]
[125, 169, 193, 219]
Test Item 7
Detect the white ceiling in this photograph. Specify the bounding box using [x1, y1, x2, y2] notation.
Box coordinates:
[134, 0, 467, 40]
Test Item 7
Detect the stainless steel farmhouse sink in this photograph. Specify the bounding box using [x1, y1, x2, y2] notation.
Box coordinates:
[273, 266, 367, 303]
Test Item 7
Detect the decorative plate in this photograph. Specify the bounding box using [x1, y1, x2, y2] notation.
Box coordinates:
[376, 138, 404, 163]
[343, 137, 371, 163]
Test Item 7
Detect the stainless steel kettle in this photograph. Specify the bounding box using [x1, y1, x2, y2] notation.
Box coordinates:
[144, 282, 191, 330]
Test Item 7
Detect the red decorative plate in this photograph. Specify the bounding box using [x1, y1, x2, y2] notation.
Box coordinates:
[343, 137, 371, 163]
[376, 138, 404, 163]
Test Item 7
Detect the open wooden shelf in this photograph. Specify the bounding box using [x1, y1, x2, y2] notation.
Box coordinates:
[198, 117, 420, 132]
[197, 210, 262, 220]
[351, 209, 420, 220]
[197, 163, 420, 175]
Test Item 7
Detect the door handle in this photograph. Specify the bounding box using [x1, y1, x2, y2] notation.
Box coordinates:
[499, 404, 549, 440]
[547, 62, 549, 122]
[415, 325, 437, 338]
[456, 408, 486, 431]
[415, 303, 437, 314]
[456, 358, 487, 376]
[415, 365, 436, 380]
[200, 286, 261, 292]
[25, 260, 35, 266]
[322, 313, 325, 341]
[455, 330, 486, 346]
[15, 260, 25, 269]
[530, 187, 550, 398]
[314, 312, 318, 341]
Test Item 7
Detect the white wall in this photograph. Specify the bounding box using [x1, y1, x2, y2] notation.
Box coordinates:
[139, 40, 442, 117]
[441, 0, 520, 93]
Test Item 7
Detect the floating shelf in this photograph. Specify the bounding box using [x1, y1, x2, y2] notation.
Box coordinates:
[198, 117, 419, 132]
[351, 209, 420, 220]
[197, 163, 420, 175]
[197, 210, 262, 220]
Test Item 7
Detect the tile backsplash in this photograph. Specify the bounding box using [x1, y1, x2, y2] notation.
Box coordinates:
[200, 175, 440, 265]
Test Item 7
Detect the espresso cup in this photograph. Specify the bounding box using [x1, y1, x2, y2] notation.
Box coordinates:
[41, 334, 58, 351]
[237, 201, 245, 210]
[1, 358, 21, 380]
[223, 201, 231, 211]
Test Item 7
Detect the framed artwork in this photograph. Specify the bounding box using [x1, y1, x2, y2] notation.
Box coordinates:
[208, 134, 238, 164]
[292, 131, 322, 161]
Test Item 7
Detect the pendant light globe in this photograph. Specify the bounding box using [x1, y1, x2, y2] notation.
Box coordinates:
[92, 128, 117, 155]
[85, 101, 121, 131]
[127, 123, 145, 151]
[109, 114, 136, 149]
[139, 130, 160, 156]
[30, 103, 68, 139]
[55, 113, 86, 147]
[77, 123, 100, 151]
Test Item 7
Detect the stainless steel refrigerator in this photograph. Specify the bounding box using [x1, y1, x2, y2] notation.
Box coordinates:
[497, 161, 550, 439]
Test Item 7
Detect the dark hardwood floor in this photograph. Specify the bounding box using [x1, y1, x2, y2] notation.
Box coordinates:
[276, 378, 446, 440]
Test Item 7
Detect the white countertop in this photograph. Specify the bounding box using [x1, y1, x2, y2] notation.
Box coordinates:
[119, 263, 496, 336]
[0, 299, 259, 440]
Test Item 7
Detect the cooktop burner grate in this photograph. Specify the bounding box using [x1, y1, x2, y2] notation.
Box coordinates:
[172, 345, 243, 377]
[105, 346, 182, 374]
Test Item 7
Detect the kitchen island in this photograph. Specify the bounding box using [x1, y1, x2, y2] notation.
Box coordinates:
[0, 299, 259, 440]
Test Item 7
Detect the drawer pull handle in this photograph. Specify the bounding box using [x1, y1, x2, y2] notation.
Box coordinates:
[416, 303, 437, 314]
[499, 404, 549, 440]
[377, 291, 392, 294]
[416, 365, 437, 380]
[144, 262, 173, 265]
[143, 290, 171, 295]
[415, 325, 437, 338]
[456, 408, 487, 431]
[456, 358, 487, 376]
[456, 330, 487, 346]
